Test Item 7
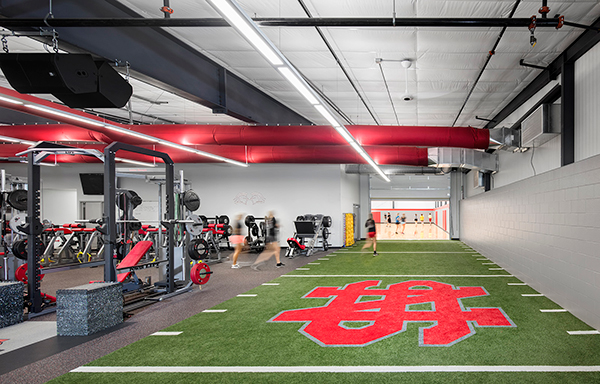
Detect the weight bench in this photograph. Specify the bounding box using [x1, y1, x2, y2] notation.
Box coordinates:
[116, 241, 153, 291]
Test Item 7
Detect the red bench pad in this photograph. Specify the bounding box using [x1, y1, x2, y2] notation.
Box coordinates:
[287, 238, 305, 250]
[116, 241, 153, 282]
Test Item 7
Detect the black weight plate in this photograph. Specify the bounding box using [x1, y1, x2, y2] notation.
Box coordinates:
[127, 219, 142, 231]
[323, 227, 330, 239]
[323, 216, 332, 228]
[245, 235, 252, 245]
[223, 224, 233, 236]
[304, 214, 314, 221]
[188, 238, 209, 261]
[183, 190, 201, 212]
[12, 239, 27, 260]
[7, 190, 28, 211]
[259, 221, 265, 233]
[251, 224, 259, 237]
[296, 215, 305, 221]
[323, 242, 329, 251]
[219, 215, 230, 225]
[199, 215, 208, 227]
[244, 215, 255, 227]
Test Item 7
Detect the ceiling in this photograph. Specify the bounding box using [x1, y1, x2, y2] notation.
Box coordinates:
[0, 0, 599, 167]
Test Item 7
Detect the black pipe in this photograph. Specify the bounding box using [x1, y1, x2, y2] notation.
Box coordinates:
[0, 17, 564, 28]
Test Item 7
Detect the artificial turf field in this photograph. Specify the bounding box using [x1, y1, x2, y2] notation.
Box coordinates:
[52, 241, 600, 383]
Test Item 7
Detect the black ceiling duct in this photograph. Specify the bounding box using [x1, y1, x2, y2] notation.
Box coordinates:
[0, 53, 132, 108]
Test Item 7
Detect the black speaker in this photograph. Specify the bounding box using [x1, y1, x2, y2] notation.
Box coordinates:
[55, 61, 133, 108]
[0, 53, 98, 94]
[0, 53, 132, 108]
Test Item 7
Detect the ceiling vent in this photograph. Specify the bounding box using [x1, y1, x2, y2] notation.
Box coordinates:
[521, 104, 561, 148]
[427, 148, 498, 173]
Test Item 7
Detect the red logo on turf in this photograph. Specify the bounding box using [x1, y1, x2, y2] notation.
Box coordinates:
[269, 280, 515, 347]
[0, 339, 7, 346]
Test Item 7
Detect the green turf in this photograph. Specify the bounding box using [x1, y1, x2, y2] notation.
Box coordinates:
[50, 240, 600, 384]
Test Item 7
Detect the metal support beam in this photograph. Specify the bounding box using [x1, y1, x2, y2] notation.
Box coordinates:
[0, 0, 312, 125]
[449, 170, 462, 240]
[561, 59, 575, 166]
[26, 152, 42, 312]
[0, 17, 570, 29]
[487, 15, 600, 129]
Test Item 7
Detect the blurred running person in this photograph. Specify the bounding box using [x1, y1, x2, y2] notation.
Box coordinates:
[362, 214, 378, 256]
[251, 211, 284, 270]
[400, 214, 406, 234]
[230, 214, 245, 268]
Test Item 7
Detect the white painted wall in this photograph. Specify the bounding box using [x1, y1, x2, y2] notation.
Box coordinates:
[575, 41, 600, 161]
[461, 152, 600, 329]
[1, 162, 359, 247]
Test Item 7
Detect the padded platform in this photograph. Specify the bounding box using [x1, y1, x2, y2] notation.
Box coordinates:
[287, 237, 305, 250]
[116, 241, 153, 282]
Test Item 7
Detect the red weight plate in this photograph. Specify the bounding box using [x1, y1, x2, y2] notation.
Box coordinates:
[190, 262, 211, 285]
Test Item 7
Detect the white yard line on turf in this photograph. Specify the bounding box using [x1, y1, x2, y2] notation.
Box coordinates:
[237, 294, 257, 297]
[540, 309, 567, 312]
[307, 263, 320, 265]
[522, 294, 544, 297]
[567, 330, 600, 335]
[262, 283, 279, 286]
[335, 252, 475, 254]
[283, 275, 514, 278]
[71, 365, 600, 373]
[508, 283, 527, 285]
[296, 268, 311, 271]
[150, 332, 182, 336]
[202, 309, 227, 313]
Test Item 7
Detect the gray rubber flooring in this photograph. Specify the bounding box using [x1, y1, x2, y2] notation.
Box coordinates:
[0, 247, 334, 383]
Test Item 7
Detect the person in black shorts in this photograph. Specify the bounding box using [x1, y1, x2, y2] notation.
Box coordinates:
[251, 211, 285, 270]
[362, 213, 378, 256]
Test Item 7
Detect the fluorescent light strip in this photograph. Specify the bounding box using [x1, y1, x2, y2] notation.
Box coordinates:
[208, 0, 282, 66]
[24, 105, 105, 127]
[314, 104, 339, 127]
[0, 135, 36, 145]
[115, 157, 157, 167]
[0, 95, 24, 105]
[209, 0, 388, 179]
[278, 67, 319, 105]
[104, 125, 158, 143]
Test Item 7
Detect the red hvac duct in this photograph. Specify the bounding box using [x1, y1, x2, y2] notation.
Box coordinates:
[0, 144, 429, 166]
[0, 123, 491, 149]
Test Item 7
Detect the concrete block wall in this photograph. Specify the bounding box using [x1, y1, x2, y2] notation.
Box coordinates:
[461, 152, 600, 329]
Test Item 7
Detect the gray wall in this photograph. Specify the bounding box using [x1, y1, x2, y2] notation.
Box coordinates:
[1, 163, 360, 247]
[461, 152, 600, 329]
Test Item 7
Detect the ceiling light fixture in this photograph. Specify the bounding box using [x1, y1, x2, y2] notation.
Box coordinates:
[24, 104, 106, 127]
[115, 157, 157, 167]
[207, 0, 390, 181]
[0, 134, 36, 145]
[206, 0, 283, 66]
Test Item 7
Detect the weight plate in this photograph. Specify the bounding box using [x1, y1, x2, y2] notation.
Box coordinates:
[190, 262, 211, 285]
[296, 215, 305, 221]
[7, 189, 28, 211]
[251, 224, 259, 237]
[116, 190, 142, 210]
[323, 227, 330, 239]
[15, 263, 45, 284]
[185, 214, 204, 237]
[219, 215, 230, 225]
[183, 190, 201, 212]
[198, 215, 208, 227]
[244, 215, 255, 227]
[127, 219, 142, 231]
[252, 239, 265, 253]
[323, 242, 329, 251]
[323, 216, 332, 228]
[9, 214, 26, 235]
[12, 239, 27, 260]
[222, 224, 233, 237]
[187, 238, 209, 261]
[259, 221, 265, 233]
[304, 214, 314, 221]
[245, 235, 252, 245]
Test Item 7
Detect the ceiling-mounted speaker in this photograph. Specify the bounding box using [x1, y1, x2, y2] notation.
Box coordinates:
[0, 53, 132, 108]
